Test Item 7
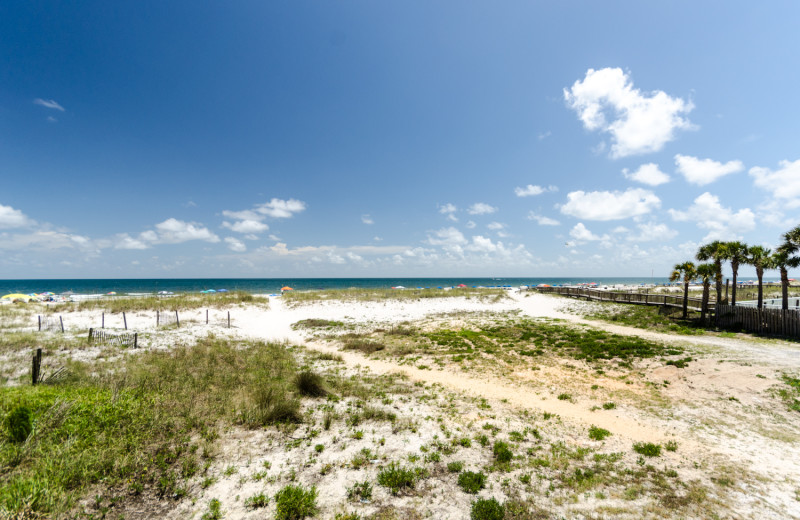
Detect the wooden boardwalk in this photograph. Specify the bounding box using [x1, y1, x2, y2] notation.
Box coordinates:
[534, 286, 705, 312]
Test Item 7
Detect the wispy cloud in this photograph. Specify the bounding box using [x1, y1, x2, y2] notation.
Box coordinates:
[33, 98, 65, 111]
[361, 214, 374, 225]
[467, 202, 497, 215]
[514, 184, 558, 197]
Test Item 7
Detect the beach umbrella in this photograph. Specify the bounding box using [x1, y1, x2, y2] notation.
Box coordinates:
[281, 286, 293, 291]
[392, 285, 405, 289]
[457, 284, 467, 288]
[107, 292, 117, 295]
[217, 289, 228, 293]
[2, 293, 32, 302]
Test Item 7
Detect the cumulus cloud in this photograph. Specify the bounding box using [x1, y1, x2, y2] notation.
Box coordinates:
[468, 202, 498, 215]
[527, 212, 560, 226]
[361, 214, 374, 225]
[514, 185, 558, 197]
[439, 203, 458, 222]
[0, 204, 33, 229]
[114, 234, 150, 250]
[622, 163, 670, 186]
[564, 67, 694, 158]
[224, 237, 247, 252]
[626, 221, 678, 242]
[256, 198, 307, 218]
[222, 219, 269, 234]
[426, 227, 467, 247]
[669, 192, 755, 241]
[675, 154, 744, 185]
[154, 218, 220, 244]
[750, 159, 800, 207]
[569, 223, 607, 241]
[33, 98, 65, 111]
[560, 188, 660, 220]
[465, 221, 476, 229]
[487, 222, 505, 230]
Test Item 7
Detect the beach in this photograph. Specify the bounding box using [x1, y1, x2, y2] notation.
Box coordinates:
[1, 289, 799, 519]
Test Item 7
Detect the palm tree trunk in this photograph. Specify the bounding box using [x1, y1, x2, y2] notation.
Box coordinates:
[781, 267, 789, 310]
[756, 268, 764, 310]
[682, 281, 689, 319]
[715, 260, 723, 304]
[701, 282, 710, 324]
[731, 261, 739, 306]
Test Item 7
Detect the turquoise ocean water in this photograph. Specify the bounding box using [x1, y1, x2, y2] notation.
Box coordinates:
[0, 277, 681, 295]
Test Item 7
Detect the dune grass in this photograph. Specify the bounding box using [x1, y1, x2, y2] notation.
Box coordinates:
[582, 302, 706, 335]
[282, 287, 507, 305]
[50, 290, 268, 313]
[0, 336, 300, 517]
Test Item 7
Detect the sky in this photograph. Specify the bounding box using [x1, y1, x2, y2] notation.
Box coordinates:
[2, 1, 800, 279]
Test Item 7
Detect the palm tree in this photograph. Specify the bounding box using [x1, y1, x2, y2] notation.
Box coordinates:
[695, 263, 717, 324]
[771, 244, 800, 310]
[783, 225, 800, 248]
[746, 245, 772, 309]
[670, 261, 697, 319]
[725, 241, 748, 306]
[697, 241, 727, 305]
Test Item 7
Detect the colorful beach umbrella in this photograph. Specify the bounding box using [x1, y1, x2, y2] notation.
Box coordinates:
[281, 286, 293, 291]
[2, 293, 32, 301]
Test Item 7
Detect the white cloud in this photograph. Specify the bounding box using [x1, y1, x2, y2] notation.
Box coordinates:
[439, 203, 458, 222]
[487, 222, 505, 230]
[675, 154, 744, 185]
[750, 159, 800, 207]
[256, 198, 307, 218]
[465, 220, 476, 229]
[222, 209, 262, 221]
[222, 219, 269, 234]
[527, 212, 560, 226]
[154, 218, 220, 244]
[361, 214, 374, 225]
[114, 234, 150, 250]
[0, 204, 33, 228]
[626, 221, 678, 242]
[538, 131, 552, 140]
[33, 98, 65, 111]
[560, 188, 660, 220]
[570, 223, 607, 241]
[426, 227, 467, 247]
[514, 184, 558, 197]
[224, 237, 247, 252]
[564, 67, 694, 158]
[622, 163, 670, 186]
[467, 202, 498, 215]
[669, 192, 755, 241]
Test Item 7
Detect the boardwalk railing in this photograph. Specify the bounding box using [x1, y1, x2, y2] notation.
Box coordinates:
[88, 327, 138, 348]
[715, 304, 800, 337]
[535, 286, 705, 312]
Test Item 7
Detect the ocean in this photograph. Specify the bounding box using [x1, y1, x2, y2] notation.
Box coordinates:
[0, 277, 680, 296]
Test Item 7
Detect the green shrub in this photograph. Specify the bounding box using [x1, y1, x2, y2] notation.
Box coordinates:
[457, 471, 487, 494]
[274, 485, 318, 520]
[346, 480, 372, 501]
[295, 371, 327, 397]
[557, 393, 571, 401]
[377, 462, 416, 495]
[602, 402, 616, 410]
[665, 440, 678, 452]
[471, 497, 504, 520]
[588, 425, 611, 441]
[201, 498, 223, 520]
[493, 441, 513, 463]
[244, 492, 269, 509]
[5, 405, 32, 443]
[633, 442, 661, 457]
[447, 461, 464, 473]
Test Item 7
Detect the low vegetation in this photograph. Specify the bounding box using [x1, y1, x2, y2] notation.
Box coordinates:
[51, 290, 268, 313]
[282, 287, 507, 305]
[0, 337, 299, 517]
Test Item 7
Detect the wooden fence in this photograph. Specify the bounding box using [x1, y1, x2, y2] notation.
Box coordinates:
[534, 286, 705, 312]
[88, 327, 138, 348]
[715, 304, 800, 337]
[38, 314, 64, 332]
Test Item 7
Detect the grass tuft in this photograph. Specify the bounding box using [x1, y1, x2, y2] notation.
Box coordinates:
[275, 484, 318, 520]
[457, 471, 487, 494]
[295, 370, 328, 397]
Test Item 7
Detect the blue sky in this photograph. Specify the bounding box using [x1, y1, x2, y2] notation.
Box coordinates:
[2, 1, 800, 278]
